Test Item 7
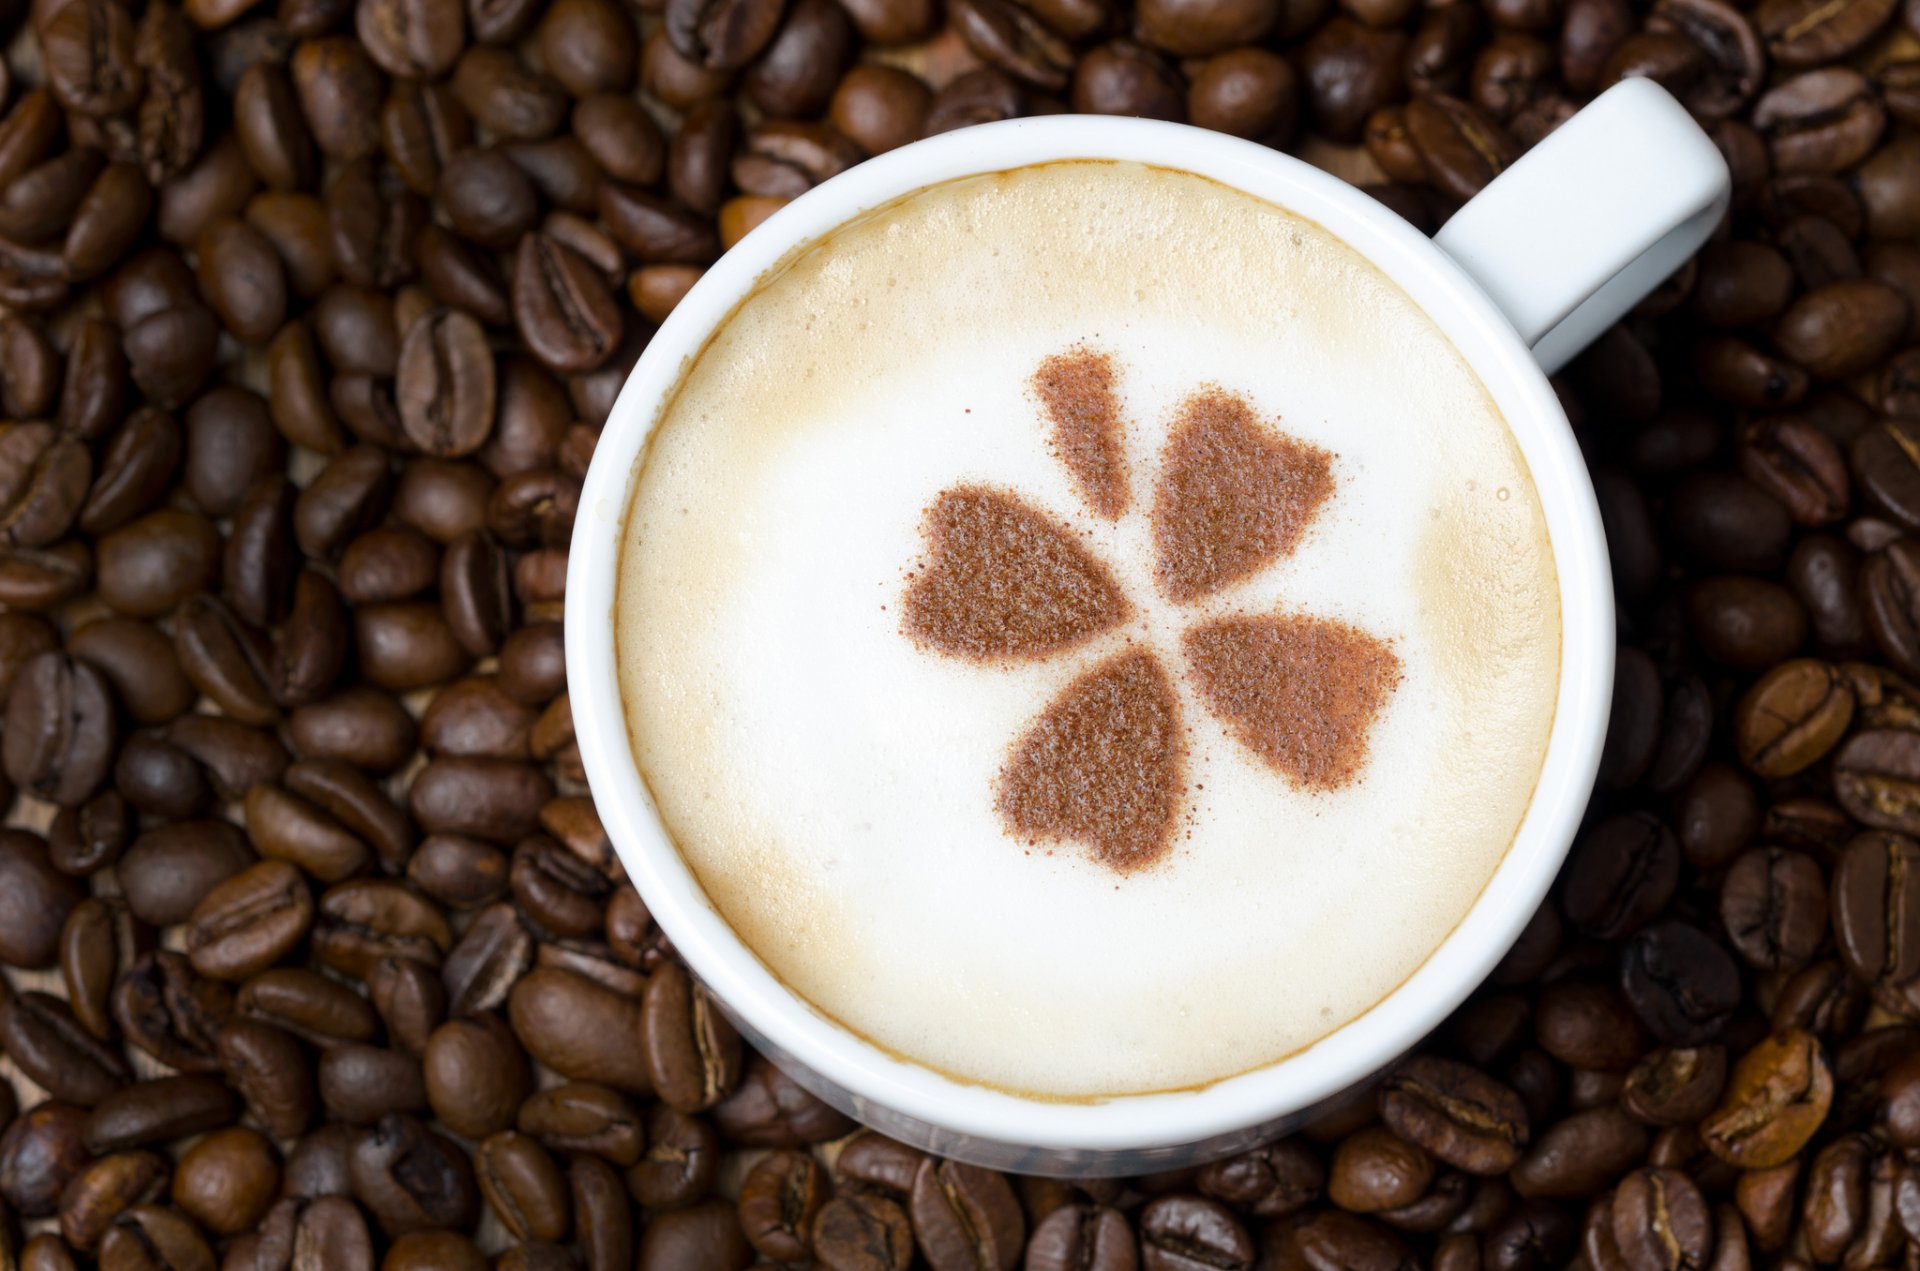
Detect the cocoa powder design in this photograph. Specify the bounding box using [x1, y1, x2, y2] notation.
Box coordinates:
[901, 349, 1400, 873]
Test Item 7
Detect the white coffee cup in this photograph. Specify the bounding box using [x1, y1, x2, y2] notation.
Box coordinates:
[566, 79, 1731, 1176]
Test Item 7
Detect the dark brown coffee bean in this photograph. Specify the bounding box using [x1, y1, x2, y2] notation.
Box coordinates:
[292, 37, 383, 161]
[394, 308, 495, 457]
[1299, 18, 1406, 142]
[185, 860, 313, 982]
[1328, 1126, 1433, 1214]
[1610, 1168, 1711, 1271]
[354, 601, 474, 691]
[731, 1150, 824, 1262]
[357, 0, 465, 79]
[0, 991, 131, 1105]
[636, 960, 741, 1112]
[509, 233, 623, 376]
[513, 1083, 642, 1166]
[1380, 1057, 1530, 1176]
[217, 1018, 315, 1141]
[312, 879, 452, 979]
[171, 1126, 277, 1236]
[1753, 68, 1885, 175]
[97, 505, 222, 620]
[348, 1113, 479, 1237]
[0, 1102, 94, 1218]
[317, 1044, 429, 1124]
[443, 901, 533, 1014]
[423, 1012, 534, 1139]
[1836, 726, 1920, 830]
[113, 950, 234, 1073]
[364, 955, 445, 1057]
[507, 966, 650, 1092]
[1773, 279, 1909, 380]
[196, 218, 287, 343]
[173, 594, 278, 725]
[599, 181, 721, 264]
[665, 0, 787, 69]
[1560, 813, 1680, 941]
[411, 755, 551, 840]
[1510, 1106, 1649, 1199]
[476, 1131, 569, 1243]
[639, 1198, 753, 1271]
[1863, 540, 1920, 678]
[0, 424, 91, 551]
[5, 653, 117, 808]
[1757, 0, 1893, 65]
[813, 1192, 914, 1271]
[453, 46, 566, 138]
[1137, 1195, 1251, 1271]
[0, 830, 84, 967]
[1737, 416, 1848, 526]
[1685, 576, 1808, 672]
[1535, 977, 1646, 1071]
[1718, 846, 1827, 973]
[80, 404, 180, 540]
[58, 897, 121, 1041]
[86, 1076, 239, 1153]
[59, 1151, 171, 1251]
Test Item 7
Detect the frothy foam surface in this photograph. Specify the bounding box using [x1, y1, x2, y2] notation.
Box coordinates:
[616, 161, 1561, 1098]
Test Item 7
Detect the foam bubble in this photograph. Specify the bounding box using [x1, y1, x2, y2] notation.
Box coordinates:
[615, 161, 1561, 1098]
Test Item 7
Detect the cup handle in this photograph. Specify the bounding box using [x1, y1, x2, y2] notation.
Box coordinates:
[1431, 78, 1731, 375]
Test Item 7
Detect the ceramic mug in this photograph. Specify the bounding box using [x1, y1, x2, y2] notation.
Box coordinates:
[566, 78, 1731, 1176]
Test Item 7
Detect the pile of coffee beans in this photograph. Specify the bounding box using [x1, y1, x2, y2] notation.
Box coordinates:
[0, 0, 1916, 1256]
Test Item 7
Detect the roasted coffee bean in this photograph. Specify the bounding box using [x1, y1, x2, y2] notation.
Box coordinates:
[712, 1054, 853, 1147]
[639, 960, 743, 1112]
[1380, 1058, 1530, 1176]
[476, 1131, 569, 1243]
[113, 950, 234, 1073]
[1701, 1029, 1831, 1168]
[1720, 847, 1827, 971]
[513, 233, 623, 375]
[814, 1192, 915, 1271]
[1536, 977, 1647, 1071]
[0, 991, 131, 1105]
[517, 1083, 644, 1165]
[627, 1104, 718, 1209]
[735, 1150, 826, 1261]
[86, 1076, 239, 1152]
[383, 1229, 488, 1271]
[348, 1114, 479, 1237]
[59, 1151, 171, 1251]
[638, 1198, 753, 1271]
[357, 0, 465, 79]
[1560, 813, 1680, 941]
[1511, 1106, 1650, 1199]
[4, 653, 117, 808]
[217, 1018, 316, 1141]
[1621, 1046, 1726, 1128]
[171, 1126, 277, 1236]
[418, 1011, 533, 1140]
[318, 1044, 429, 1124]
[0, 830, 85, 967]
[59, 897, 122, 1040]
[239, 965, 380, 1046]
[1621, 921, 1740, 1045]
[395, 308, 496, 457]
[1733, 658, 1853, 778]
[97, 506, 222, 619]
[1863, 542, 1920, 678]
[186, 860, 313, 981]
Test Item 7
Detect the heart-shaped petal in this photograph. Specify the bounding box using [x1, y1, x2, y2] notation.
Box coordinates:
[1152, 389, 1334, 603]
[1183, 613, 1401, 791]
[902, 485, 1129, 662]
[1033, 347, 1130, 518]
[995, 650, 1184, 871]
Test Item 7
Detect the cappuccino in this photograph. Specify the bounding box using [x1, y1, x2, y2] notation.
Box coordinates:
[615, 161, 1560, 1097]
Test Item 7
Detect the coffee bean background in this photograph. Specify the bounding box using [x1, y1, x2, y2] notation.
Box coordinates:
[0, 0, 1913, 1256]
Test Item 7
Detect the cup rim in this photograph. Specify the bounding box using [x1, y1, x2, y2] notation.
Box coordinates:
[566, 115, 1615, 1152]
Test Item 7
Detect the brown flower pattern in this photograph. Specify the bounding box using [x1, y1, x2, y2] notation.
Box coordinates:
[902, 348, 1403, 873]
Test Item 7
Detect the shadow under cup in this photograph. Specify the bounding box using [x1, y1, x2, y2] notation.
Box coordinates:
[566, 116, 1615, 1176]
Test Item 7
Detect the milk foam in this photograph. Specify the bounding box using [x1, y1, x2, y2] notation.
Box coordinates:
[616, 161, 1561, 1097]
